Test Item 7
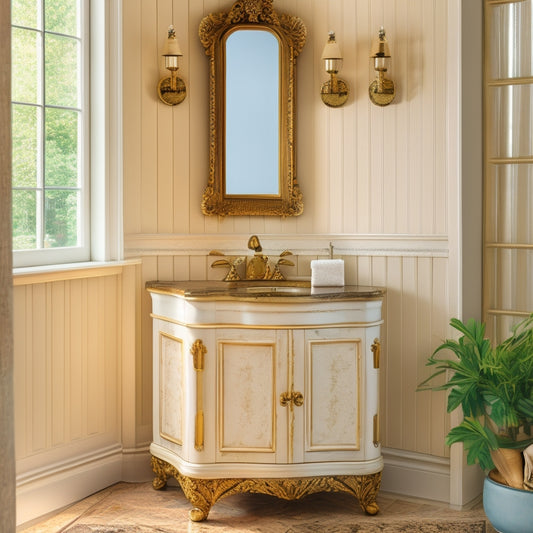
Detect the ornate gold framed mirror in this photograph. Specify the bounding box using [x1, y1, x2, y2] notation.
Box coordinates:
[199, 0, 307, 216]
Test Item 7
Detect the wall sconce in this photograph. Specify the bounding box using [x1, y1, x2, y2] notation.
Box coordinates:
[369, 27, 395, 106]
[157, 25, 186, 106]
[320, 31, 349, 108]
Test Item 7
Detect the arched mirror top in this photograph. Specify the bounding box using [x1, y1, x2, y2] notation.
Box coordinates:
[199, 0, 307, 217]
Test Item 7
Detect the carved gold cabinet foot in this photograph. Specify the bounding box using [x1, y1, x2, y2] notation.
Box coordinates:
[151, 455, 173, 490]
[151, 456, 382, 522]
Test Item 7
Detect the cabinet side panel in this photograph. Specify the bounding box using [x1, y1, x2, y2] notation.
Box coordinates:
[159, 332, 184, 446]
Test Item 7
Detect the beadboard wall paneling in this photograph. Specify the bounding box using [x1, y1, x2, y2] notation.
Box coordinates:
[123, 0, 449, 237]
[14, 276, 120, 467]
[139, 252, 450, 458]
[13, 264, 143, 525]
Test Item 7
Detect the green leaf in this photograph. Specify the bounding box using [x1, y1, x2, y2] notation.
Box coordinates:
[445, 419, 498, 471]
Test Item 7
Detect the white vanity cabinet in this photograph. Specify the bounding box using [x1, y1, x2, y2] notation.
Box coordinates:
[147, 281, 385, 521]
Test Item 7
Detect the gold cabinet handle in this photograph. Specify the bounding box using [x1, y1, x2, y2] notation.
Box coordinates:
[280, 391, 304, 407]
[280, 392, 292, 407]
[293, 391, 304, 407]
[371, 338, 381, 369]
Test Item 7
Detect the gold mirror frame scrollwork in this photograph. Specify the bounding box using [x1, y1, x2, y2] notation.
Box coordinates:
[199, 0, 307, 217]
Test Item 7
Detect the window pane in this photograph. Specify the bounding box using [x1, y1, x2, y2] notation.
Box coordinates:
[487, 314, 529, 345]
[45, 0, 79, 37]
[45, 33, 79, 107]
[485, 248, 533, 315]
[487, 84, 533, 159]
[45, 108, 79, 187]
[12, 0, 39, 29]
[45, 190, 79, 247]
[487, 1, 533, 80]
[13, 189, 38, 251]
[12, 104, 40, 188]
[12, 27, 41, 104]
[485, 164, 533, 244]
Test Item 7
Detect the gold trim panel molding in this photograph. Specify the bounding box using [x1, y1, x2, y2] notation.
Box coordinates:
[151, 455, 382, 522]
[373, 414, 380, 447]
[151, 313, 384, 331]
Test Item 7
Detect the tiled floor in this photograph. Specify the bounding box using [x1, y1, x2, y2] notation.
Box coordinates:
[20, 482, 497, 533]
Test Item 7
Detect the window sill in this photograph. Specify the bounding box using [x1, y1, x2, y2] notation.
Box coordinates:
[13, 259, 141, 286]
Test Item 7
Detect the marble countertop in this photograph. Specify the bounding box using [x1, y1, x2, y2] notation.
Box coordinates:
[146, 280, 385, 301]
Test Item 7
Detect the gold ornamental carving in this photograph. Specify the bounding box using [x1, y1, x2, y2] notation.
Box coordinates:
[191, 339, 207, 371]
[151, 455, 382, 522]
[199, 0, 306, 63]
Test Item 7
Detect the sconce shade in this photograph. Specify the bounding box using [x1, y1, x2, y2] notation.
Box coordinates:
[321, 37, 342, 61]
[162, 25, 183, 57]
[370, 27, 391, 58]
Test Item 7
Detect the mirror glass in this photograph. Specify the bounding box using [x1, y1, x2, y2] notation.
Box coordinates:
[225, 29, 280, 196]
[199, 0, 307, 217]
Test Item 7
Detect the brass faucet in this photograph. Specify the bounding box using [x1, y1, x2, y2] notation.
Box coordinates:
[246, 235, 268, 280]
[247, 235, 262, 253]
[209, 235, 294, 281]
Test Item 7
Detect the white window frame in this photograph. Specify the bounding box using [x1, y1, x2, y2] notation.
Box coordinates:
[12, 0, 123, 270]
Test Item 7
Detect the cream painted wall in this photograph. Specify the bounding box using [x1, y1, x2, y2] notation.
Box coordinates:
[123, 0, 458, 463]
[124, 0, 449, 237]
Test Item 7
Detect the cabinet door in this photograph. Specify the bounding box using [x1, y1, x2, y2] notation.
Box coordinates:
[215, 329, 289, 464]
[297, 328, 368, 463]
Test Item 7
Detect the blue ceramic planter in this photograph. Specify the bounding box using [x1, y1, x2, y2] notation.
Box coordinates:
[483, 476, 533, 533]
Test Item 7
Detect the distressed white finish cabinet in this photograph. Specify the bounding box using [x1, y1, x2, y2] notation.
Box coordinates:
[147, 281, 385, 521]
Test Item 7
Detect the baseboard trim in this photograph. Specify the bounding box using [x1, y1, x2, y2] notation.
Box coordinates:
[122, 446, 153, 482]
[16, 446, 123, 526]
[16, 445, 153, 527]
[381, 448, 451, 503]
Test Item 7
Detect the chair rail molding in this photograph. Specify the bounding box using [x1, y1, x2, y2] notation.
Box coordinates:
[125, 233, 449, 258]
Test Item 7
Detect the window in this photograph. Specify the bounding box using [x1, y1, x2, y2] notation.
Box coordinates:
[11, 0, 89, 267]
[483, 0, 533, 340]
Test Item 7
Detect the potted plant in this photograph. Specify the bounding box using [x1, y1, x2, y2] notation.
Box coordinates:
[418, 314, 533, 533]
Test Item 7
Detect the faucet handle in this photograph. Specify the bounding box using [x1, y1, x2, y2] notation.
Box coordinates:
[247, 235, 262, 253]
